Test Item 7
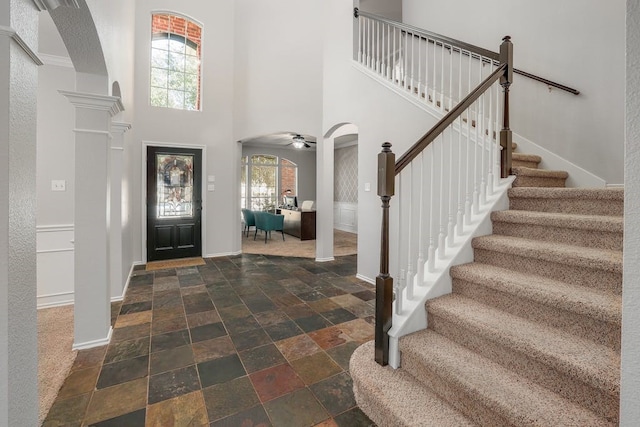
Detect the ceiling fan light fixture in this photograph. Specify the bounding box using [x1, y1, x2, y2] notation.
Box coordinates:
[292, 135, 305, 149]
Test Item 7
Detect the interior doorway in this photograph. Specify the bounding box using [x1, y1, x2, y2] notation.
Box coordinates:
[146, 146, 203, 261]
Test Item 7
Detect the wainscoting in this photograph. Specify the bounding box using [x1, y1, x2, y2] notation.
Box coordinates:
[37, 225, 74, 308]
[334, 202, 357, 233]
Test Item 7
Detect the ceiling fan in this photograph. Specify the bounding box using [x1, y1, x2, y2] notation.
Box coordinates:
[288, 134, 316, 149]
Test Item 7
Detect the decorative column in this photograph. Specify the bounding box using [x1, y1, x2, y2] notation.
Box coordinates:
[110, 121, 131, 300]
[315, 136, 335, 262]
[0, 10, 41, 426]
[60, 91, 123, 349]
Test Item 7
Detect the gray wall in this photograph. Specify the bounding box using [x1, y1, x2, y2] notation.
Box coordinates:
[242, 145, 317, 203]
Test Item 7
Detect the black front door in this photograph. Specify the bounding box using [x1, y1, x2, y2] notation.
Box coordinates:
[147, 146, 202, 261]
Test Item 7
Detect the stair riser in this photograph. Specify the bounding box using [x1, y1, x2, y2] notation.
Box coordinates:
[512, 175, 567, 187]
[492, 221, 623, 251]
[427, 311, 620, 423]
[353, 382, 407, 427]
[509, 198, 624, 216]
[400, 350, 513, 427]
[473, 248, 622, 295]
[512, 159, 539, 168]
[452, 278, 621, 350]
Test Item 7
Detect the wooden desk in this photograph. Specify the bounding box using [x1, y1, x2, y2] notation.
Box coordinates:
[277, 208, 316, 240]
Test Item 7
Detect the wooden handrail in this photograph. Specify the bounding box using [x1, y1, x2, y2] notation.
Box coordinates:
[394, 63, 506, 175]
[355, 8, 580, 96]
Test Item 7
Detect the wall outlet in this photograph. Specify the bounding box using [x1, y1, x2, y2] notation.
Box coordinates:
[51, 180, 66, 191]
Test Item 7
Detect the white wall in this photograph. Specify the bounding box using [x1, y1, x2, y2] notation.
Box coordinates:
[621, 1, 640, 423]
[402, 0, 625, 185]
[133, 0, 237, 259]
[322, 0, 441, 280]
[360, 0, 402, 21]
[241, 146, 317, 203]
[233, 0, 324, 141]
[36, 63, 75, 226]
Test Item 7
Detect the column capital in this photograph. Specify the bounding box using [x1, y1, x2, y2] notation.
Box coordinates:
[111, 121, 132, 135]
[59, 90, 124, 117]
[0, 25, 43, 66]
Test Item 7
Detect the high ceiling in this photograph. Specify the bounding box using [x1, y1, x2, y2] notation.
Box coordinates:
[240, 132, 358, 151]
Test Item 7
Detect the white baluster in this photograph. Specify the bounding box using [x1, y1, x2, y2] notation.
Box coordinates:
[405, 164, 414, 300]
[392, 27, 396, 84]
[417, 35, 422, 101]
[448, 44, 453, 111]
[487, 76, 495, 196]
[447, 127, 455, 247]
[432, 39, 436, 104]
[457, 52, 464, 235]
[464, 54, 472, 225]
[376, 21, 380, 74]
[396, 269, 405, 314]
[428, 145, 436, 272]
[440, 42, 445, 110]
[480, 92, 487, 206]
[409, 32, 414, 94]
[472, 97, 480, 215]
[416, 151, 425, 287]
[403, 32, 408, 90]
[438, 136, 446, 260]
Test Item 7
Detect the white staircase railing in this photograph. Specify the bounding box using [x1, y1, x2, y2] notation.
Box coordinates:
[356, 8, 516, 368]
[356, 10, 502, 116]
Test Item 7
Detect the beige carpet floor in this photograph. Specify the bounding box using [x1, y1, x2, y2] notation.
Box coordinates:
[38, 305, 76, 425]
[242, 228, 357, 258]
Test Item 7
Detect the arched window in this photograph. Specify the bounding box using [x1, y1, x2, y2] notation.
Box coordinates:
[240, 155, 298, 211]
[150, 13, 202, 110]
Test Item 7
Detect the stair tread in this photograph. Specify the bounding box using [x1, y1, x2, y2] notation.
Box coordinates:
[426, 294, 620, 394]
[351, 341, 475, 427]
[472, 234, 622, 273]
[450, 262, 621, 324]
[401, 330, 614, 426]
[491, 210, 623, 233]
[512, 166, 569, 178]
[509, 186, 624, 201]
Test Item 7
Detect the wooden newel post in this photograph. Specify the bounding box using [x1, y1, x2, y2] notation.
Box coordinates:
[375, 142, 395, 366]
[499, 35, 513, 178]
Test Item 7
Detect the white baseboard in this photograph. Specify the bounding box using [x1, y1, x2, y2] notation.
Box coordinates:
[315, 257, 335, 263]
[205, 251, 242, 258]
[73, 326, 113, 350]
[37, 291, 74, 309]
[356, 274, 375, 285]
[111, 262, 138, 302]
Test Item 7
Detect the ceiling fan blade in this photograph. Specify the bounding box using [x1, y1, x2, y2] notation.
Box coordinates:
[304, 142, 310, 148]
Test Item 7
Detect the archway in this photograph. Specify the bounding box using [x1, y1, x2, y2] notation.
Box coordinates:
[316, 123, 359, 262]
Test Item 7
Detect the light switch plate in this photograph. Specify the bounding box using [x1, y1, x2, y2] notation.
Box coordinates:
[51, 180, 66, 191]
[208, 175, 215, 182]
[207, 184, 215, 191]
[364, 182, 371, 192]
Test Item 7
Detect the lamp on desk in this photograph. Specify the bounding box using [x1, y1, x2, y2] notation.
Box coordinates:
[281, 189, 292, 206]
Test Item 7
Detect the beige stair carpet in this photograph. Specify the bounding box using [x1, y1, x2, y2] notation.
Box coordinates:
[351, 144, 622, 426]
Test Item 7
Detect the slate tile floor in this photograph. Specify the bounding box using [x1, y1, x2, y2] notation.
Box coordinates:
[43, 254, 377, 426]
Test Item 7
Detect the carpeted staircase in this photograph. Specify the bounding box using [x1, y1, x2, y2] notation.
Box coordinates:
[351, 146, 622, 426]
